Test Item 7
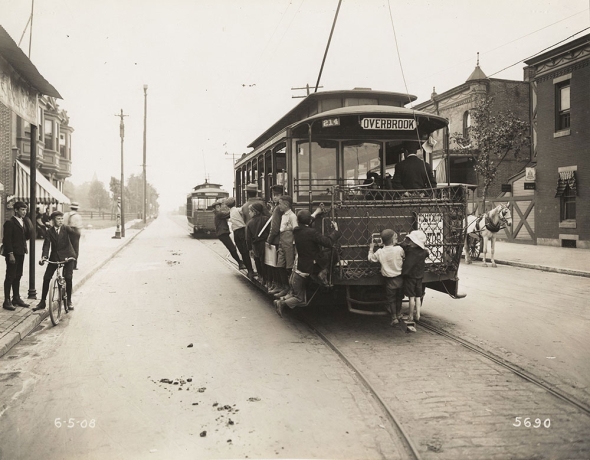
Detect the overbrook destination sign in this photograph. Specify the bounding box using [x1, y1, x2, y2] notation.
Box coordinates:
[360, 118, 416, 130]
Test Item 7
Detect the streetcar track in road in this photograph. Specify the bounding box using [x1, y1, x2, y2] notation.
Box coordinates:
[299, 313, 422, 460]
[416, 319, 590, 417]
[197, 229, 422, 460]
[188, 217, 590, 459]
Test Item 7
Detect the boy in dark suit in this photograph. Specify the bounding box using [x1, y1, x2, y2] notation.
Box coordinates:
[33, 211, 78, 311]
[3, 201, 32, 310]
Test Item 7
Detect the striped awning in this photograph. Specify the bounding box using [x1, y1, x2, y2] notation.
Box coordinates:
[555, 170, 576, 197]
[14, 160, 71, 205]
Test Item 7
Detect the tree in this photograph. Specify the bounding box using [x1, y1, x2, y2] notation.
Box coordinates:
[451, 96, 529, 209]
[109, 177, 121, 198]
[88, 180, 110, 212]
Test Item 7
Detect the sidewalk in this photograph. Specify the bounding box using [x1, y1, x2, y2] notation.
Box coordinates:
[0, 220, 147, 358]
[473, 240, 590, 278]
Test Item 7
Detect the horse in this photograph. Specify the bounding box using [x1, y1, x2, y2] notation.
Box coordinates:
[464, 203, 512, 267]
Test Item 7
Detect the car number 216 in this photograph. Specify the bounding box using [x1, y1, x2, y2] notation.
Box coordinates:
[513, 417, 550, 428]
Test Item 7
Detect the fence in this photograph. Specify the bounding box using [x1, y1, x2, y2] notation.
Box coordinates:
[78, 210, 142, 221]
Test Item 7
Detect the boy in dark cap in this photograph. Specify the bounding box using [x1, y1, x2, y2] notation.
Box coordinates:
[3, 201, 32, 310]
[33, 211, 78, 311]
[274, 209, 340, 317]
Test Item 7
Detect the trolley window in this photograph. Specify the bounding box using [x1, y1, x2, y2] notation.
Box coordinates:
[294, 140, 337, 201]
[342, 141, 382, 187]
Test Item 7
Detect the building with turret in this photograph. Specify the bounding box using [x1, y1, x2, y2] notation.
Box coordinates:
[415, 62, 533, 242]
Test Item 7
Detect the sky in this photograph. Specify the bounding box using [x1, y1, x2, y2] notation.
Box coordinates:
[1, 0, 589, 211]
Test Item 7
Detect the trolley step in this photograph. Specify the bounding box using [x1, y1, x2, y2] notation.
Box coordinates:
[399, 318, 416, 333]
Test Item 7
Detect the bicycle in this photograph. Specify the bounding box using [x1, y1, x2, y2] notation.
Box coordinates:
[39, 257, 76, 326]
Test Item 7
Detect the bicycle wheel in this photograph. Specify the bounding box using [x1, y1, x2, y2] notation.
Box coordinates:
[48, 277, 62, 326]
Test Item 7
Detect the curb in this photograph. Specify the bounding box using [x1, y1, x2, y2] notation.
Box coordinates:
[0, 223, 148, 359]
[493, 259, 590, 278]
[461, 255, 590, 278]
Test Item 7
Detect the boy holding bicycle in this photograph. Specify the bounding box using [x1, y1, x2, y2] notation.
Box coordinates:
[33, 211, 77, 312]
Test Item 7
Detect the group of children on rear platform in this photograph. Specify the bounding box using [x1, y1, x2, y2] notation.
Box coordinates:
[215, 184, 429, 323]
[368, 229, 429, 323]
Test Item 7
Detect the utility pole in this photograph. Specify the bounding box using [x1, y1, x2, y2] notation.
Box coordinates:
[115, 109, 128, 238]
[142, 84, 148, 223]
[225, 151, 240, 198]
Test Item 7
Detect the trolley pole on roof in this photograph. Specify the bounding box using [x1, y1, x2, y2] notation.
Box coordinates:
[314, 0, 342, 93]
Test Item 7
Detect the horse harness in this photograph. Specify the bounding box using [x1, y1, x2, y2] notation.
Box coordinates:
[471, 208, 508, 236]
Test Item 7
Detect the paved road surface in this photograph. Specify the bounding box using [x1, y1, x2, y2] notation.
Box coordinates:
[0, 216, 403, 460]
[423, 260, 590, 405]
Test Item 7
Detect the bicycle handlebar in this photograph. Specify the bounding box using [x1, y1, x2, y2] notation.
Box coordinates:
[39, 257, 76, 266]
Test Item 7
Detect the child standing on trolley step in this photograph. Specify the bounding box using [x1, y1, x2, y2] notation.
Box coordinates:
[273, 195, 297, 299]
[401, 230, 429, 322]
[368, 229, 404, 325]
[33, 211, 78, 312]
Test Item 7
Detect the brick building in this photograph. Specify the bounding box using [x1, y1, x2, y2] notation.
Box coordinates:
[415, 64, 531, 199]
[0, 25, 68, 231]
[523, 33, 590, 249]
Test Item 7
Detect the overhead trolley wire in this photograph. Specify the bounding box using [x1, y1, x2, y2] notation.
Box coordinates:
[413, 8, 589, 85]
[489, 26, 590, 76]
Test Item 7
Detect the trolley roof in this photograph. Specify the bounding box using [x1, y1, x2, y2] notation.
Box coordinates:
[187, 181, 228, 197]
[247, 89, 417, 150]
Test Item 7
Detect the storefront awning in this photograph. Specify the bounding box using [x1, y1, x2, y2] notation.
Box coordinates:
[555, 170, 576, 197]
[14, 160, 70, 205]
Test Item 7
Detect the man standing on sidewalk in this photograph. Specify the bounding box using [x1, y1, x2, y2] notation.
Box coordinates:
[64, 202, 82, 270]
[2, 202, 32, 310]
[33, 211, 77, 312]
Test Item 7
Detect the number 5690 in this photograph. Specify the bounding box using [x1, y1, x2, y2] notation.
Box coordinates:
[513, 417, 550, 428]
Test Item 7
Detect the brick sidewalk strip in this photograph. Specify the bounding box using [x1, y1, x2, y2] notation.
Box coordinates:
[0, 220, 148, 358]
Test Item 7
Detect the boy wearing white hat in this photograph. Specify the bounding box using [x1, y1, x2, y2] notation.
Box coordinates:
[401, 230, 429, 322]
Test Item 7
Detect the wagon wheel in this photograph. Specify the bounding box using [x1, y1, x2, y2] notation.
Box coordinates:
[468, 235, 482, 259]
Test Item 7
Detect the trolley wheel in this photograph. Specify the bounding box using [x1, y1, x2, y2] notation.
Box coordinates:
[48, 278, 62, 326]
[468, 235, 481, 259]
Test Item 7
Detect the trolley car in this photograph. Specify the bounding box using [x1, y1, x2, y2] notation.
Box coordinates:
[186, 180, 229, 237]
[234, 89, 468, 313]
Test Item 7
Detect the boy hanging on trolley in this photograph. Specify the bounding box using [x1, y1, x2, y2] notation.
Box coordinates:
[33, 211, 78, 312]
[368, 229, 405, 326]
[274, 209, 340, 317]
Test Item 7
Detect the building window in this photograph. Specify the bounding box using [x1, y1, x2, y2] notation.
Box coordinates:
[38, 107, 44, 140]
[556, 81, 570, 131]
[462, 111, 471, 138]
[555, 169, 576, 222]
[44, 119, 53, 149]
[560, 186, 576, 221]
